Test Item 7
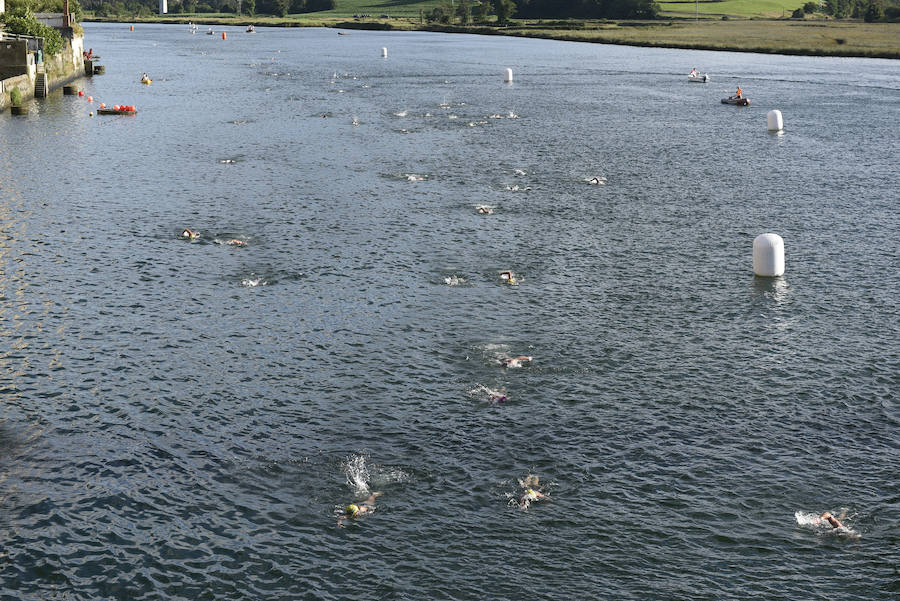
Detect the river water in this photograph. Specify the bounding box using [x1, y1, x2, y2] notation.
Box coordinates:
[1, 22, 897, 600]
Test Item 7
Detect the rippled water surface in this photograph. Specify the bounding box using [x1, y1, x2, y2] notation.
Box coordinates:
[1, 23, 898, 600]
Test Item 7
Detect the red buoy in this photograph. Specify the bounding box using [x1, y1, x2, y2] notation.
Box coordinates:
[78, 90, 84, 96]
[130, 25, 134, 31]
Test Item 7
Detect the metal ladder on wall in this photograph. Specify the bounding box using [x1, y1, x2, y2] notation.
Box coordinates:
[34, 64, 48, 98]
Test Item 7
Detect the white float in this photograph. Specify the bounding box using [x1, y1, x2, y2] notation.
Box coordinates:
[767, 109, 783, 132]
[382, 47, 388, 58]
[504, 68, 513, 83]
[753, 233, 785, 277]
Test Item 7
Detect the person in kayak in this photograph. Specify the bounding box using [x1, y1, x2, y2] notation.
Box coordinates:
[735, 86, 743, 98]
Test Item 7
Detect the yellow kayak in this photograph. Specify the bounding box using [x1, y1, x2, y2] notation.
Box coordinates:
[141, 79, 152, 85]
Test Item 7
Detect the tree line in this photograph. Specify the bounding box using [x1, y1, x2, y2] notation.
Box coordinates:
[790, 0, 899, 21]
[82, 0, 334, 17]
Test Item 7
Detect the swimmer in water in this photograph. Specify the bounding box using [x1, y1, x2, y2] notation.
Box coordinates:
[818, 511, 846, 529]
[589, 177, 604, 185]
[499, 271, 518, 285]
[518, 475, 549, 510]
[182, 228, 199, 239]
[469, 384, 507, 404]
[501, 356, 532, 368]
[338, 491, 383, 528]
[476, 206, 494, 215]
[227, 239, 245, 246]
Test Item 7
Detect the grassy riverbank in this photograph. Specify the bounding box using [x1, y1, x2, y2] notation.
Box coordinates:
[86, 15, 900, 59]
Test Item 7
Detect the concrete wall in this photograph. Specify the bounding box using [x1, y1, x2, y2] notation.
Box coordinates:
[44, 36, 85, 90]
[0, 39, 29, 80]
[0, 74, 31, 110]
[35, 13, 66, 27]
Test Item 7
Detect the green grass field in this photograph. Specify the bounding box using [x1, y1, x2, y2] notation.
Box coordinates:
[658, 0, 806, 18]
[333, 0, 443, 17]
[322, 0, 807, 19]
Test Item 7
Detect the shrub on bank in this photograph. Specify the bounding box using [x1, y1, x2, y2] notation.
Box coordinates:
[9, 87, 23, 106]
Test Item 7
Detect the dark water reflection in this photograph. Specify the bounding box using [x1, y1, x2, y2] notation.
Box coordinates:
[1, 23, 898, 600]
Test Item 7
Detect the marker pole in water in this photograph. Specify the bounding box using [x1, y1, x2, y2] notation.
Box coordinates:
[130, 24, 134, 31]
[222, 31, 227, 40]
[767, 109, 783, 132]
[753, 233, 785, 277]
[382, 47, 388, 58]
[504, 68, 513, 83]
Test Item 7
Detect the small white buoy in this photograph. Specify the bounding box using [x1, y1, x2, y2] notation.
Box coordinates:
[504, 68, 513, 83]
[382, 47, 388, 58]
[753, 233, 785, 277]
[767, 109, 783, 132]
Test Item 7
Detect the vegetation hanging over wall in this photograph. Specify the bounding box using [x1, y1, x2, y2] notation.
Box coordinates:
[1, 6, 65, 54]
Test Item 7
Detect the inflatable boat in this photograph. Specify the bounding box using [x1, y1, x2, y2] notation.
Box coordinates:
[721, 96, 750, 106]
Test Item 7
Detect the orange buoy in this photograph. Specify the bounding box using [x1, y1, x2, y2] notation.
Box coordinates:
[130, 25, 134, 31]
[222, 31, 226, 40]
[88, 96, 93, 102]
[100, 102, 106, 108]
[113, 105, 120, 111]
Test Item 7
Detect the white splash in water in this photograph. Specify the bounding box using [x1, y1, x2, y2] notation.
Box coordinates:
[794, 510, 821, 527]
[342, 454, 371, 495]
[468, 384, 508, 404]
[241, 276, 266, 287]
[341, 454, 410, 493]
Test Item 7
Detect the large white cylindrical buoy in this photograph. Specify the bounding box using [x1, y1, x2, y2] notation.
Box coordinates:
[504, 68, 513, 83]
[767, 109, 783, 132]
[753, 233, 785, 277]
[382, 47, 388, 58]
